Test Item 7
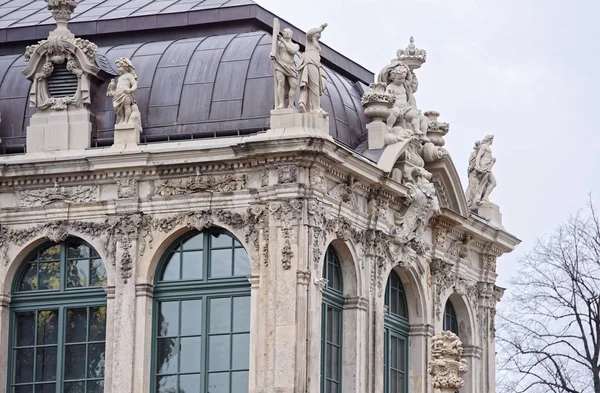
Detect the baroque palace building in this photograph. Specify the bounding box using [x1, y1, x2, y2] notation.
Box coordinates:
[0, 1, 519, 393]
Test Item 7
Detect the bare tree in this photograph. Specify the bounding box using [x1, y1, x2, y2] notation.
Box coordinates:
[497, 201, 600, 393]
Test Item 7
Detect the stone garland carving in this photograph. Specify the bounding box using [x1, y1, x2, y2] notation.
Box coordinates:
[117, 179, 138, 199]
[106, 214, 151, 283]
[23, 1, 100, 111]
[261, 169, 270, 187]
[430, 258, 455, 320]
[428, 331, 468, 392]
[269, 200, 302, 269]
[278, 165, 298, 184]
[327, 177, 358, 208]
[481, 252, 497, 273]
[19, 182, 98, 207]
[309, 167, 325, 189]
[448, 234, 472, 259]
[465, 135, 496, 211]
[155, 172, 246, 196]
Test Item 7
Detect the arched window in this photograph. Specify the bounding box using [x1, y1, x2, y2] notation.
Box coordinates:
[152, 229, 251, 393]
[9, 239, 108, 393]
[384, 270, 409, 393]
[443, 301, 459, 336]
[320, 247, 344, 393]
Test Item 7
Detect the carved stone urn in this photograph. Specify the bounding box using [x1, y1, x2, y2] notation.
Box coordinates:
[361, 82, 394, 123]
[424, 110, 449, 147]
[428, 331, 468, 393]
[46, 0, 77, 34]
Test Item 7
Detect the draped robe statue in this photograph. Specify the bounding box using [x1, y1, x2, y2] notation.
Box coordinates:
[465, 135, 497, 210]
[297, 23, 328, 117]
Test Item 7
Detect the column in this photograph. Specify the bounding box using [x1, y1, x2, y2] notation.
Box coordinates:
[133, 283, 154, 393]
[0, 293, 11, 391]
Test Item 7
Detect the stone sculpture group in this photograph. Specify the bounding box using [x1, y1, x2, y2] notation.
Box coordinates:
[269, 18, 329, 118]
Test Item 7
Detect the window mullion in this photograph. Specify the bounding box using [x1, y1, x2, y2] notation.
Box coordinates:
[56, 306, 65, 393]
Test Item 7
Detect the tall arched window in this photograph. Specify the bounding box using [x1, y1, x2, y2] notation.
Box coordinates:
[320, 247, 344, 393]
[152, 229, 251, 393]
[384, 270, 409, 393]
[9, 238, 108, 393]
[443, 301, 459, 336]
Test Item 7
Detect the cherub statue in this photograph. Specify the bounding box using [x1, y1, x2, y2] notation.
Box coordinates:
[297, 23, 328, 117]
[380, 63, 427, 135]
[465, 135, 497, 210]
[270, 23, 300, 109]
[107, 57, 142, 132]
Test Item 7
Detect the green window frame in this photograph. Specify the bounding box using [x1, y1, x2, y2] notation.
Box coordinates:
[8, 239, 108, 393]
[443, 301, 459, 336]
[320, 247, 344, 393]
[384, 271, 409, 393]
[152, 229, 252, 393]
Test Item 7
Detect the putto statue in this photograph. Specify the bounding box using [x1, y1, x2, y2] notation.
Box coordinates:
[270, 19, 300, 110]
[107, 57, 142, 132]
[465, 135, 496, 210]
[298, 23, 328, 117]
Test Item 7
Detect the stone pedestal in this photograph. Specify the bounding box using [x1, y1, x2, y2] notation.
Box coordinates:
[266, 109, 331, 139]
[114, 123, 141, 145]
[367, 121, 390, 150]
[26, 107, 92, 152]
[476, 202, 503, 227]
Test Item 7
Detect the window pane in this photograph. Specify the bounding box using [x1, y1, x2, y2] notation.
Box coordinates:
[180, 337, 201, 373]
[37, 310, 58, 345]
[88, 343, 105, 379]
[19, 264, 38, 291]
[36, 347, 57, 382]
[182, 251, 203, 280]
[67, 260, 90, 288]
[39, 245, 60, 261]
[231, 334, 249, 370]
[209, 298, 231, 334]
[156, 375, 176, 393]
[90, 259, 107, 287]
[14, 385, 33, 393]
[398, 339, 405, 370]
[64, 344, 86, 380]
[15, 312, 35, 346]
[208, 335, 230, 371]
[331, 310, 340, 344]
[158, 302, 179, 337]
[232, 296, 250, 333]
[231, 371, 249, 393]
[181, 300, 202, 336]
[34, 385, 56, 393]
[14, 348, 34, 383]
[210, 249, 232, 278]
[211, 233, 232, 248]
[182, 234, 203, 250]
[86, 380, 104, 393]
[156, 338, 178, 374]
[38, 262, 60, 290]
[66, 308, 87, 343]
[234, 248, 251, 276]
[68, 244, 90, 259]
[63, 381, 84, 393]
[180, 374, 201, 393]
[89, 306, 107, 342]
[161, 253, 180, 281]
[208, 372, 230, 393]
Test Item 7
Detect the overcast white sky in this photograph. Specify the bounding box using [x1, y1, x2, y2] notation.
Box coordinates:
[256, 0, 600, 287]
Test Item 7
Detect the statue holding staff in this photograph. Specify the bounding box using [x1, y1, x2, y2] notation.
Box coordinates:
[297, 23, 328, 117]
[270, 19, 300, 110]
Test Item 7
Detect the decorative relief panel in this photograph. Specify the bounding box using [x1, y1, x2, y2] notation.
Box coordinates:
[19, 182, 98, 207]
[154, 173, 246, 196]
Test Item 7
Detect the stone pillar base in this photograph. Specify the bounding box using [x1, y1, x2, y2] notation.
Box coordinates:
[476, 201, 503, 227]
[113, 123, 141, 145]
[26, 107, 92, 153]
[266, 109, 331, 139]
[367, 121, 389, 150]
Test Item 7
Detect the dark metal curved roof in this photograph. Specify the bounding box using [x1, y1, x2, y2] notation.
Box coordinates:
[0, 31, 369, 152]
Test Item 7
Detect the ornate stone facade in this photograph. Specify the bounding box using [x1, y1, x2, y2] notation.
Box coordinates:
[0, 4, 520, 393]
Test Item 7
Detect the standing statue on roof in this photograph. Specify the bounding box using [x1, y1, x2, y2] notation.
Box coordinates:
[465, 135, 497, 210]
[297, 23, 328, 117]
[107, 57, 142, 133]
[270, 19, 300, 110]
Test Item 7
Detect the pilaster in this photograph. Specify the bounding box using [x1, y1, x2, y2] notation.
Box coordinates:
[0, 293, 11, 393]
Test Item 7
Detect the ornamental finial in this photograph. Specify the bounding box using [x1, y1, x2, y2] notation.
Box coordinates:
[397, 36, 427, 69]
[46, 0, 77, 35]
